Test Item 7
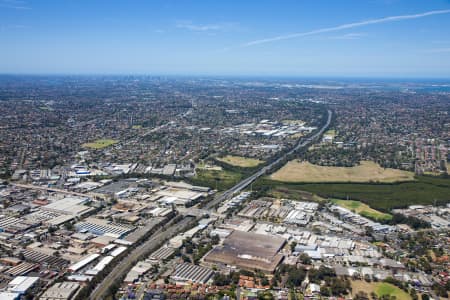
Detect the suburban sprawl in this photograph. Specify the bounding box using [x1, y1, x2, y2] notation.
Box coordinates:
[0, 76, 449, 300]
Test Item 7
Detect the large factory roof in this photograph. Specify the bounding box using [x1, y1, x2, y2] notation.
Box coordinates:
[171, 263, 214, 284]
[204, 230, 285, 273]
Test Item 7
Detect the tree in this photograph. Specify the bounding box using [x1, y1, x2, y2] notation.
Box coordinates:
[409, 288, 418, 300]
[290, 241, 297, 252]
[309, 265, 336, 283]
[299, 253, 312, 265]
[261, 277, 270, 286]
[213, 273, 231, 286]
[258, 291, 274, 300]
[327, 277, 351, 296]
[64, 222, 74, 230]
[421, 294, 430, 300]
[211, 234, 220, 245]
[286, 267, 306, 287]
[355, 291, 370, 300]
[432, 283, 448, 298]
[48, 226, 57, 234]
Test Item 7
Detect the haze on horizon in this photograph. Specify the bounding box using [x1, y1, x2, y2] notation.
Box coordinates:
[1, 0, 450, 78]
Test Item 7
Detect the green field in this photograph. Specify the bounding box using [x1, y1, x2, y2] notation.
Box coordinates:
[217, 155, 264, 168]
[82, 139, 118, 149]
[352, 281, 411, 300]
[254, 175, 450, 211]
[331, 199, 392, 221]
[189, 169, 243, 191]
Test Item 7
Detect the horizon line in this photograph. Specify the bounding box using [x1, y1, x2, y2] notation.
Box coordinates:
[0, 72, 450, 80]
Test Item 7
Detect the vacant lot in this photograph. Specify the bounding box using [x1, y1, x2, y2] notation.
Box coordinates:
[82, 139, 118, 149]
[332, 199, 392, 221]
[217, 155, 264, 168]
[270, 160, 415, 183]
[352, 281, 411, 300]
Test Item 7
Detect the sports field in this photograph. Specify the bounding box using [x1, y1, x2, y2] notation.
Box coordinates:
[82, 139, 118, 149]
[331, 199, 392, 221]
[270, 160, 415, 183]
[217, 155, 264, 168]
[352, 281, 411, 300]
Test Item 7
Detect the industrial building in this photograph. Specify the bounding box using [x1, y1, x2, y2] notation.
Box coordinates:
[8, 276, 39, 294]
[68, 253, 100, 272]
[85, 256, 114, 275]
[5, 262, 39, 276]
[170, 263, 214, 284]
[124, 261, 153, 283]
[204, 230, 285, 273]
[110, 246, 127, 257]
[75, 217, 135, 238]
[147, 246, 175, 263]
[41, 196, 91, 215]
[0, 276, 39, 299]
[21, 249, 69, 268]
[40, 282, 81, 300]
[156, 187, 207, 207]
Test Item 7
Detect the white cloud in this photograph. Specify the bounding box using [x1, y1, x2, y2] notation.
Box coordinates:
[328, 33, 367, 40]
[431, 40, 450, 45]
[176, 21, 237, 32]
[0, 24, 29, 31]
[0, 0, 30, 10]
[423, 48, 450, 53]
[241, 9, 450, 47]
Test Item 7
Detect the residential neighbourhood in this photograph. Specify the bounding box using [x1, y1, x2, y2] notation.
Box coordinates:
[0, 77, 449, 300]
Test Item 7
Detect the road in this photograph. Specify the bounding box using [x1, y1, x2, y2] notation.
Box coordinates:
[10, 182, 107, 200]
[116, 105, 192, 148]
[19, 109, 331, 299]
[205, 110, 332, 210]
[90, 216, 195, 300]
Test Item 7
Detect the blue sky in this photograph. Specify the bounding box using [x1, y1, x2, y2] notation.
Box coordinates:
[1, 0, 450, 77]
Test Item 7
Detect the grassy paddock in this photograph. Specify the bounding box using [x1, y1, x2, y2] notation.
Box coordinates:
[351, 281, 411, 300]
[254, 175, 450, 211]
[82, 139, 118, 149]
[270, 160, 415, 183]
[216, 155, 264, 168]
[331, 199, 392, 221]
[189, 169, 243, 191]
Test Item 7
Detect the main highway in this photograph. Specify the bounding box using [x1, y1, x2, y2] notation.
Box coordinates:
[88, 109, 332, 299]
[204, 109, 332, 210]
[90, 216, 196, 300]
